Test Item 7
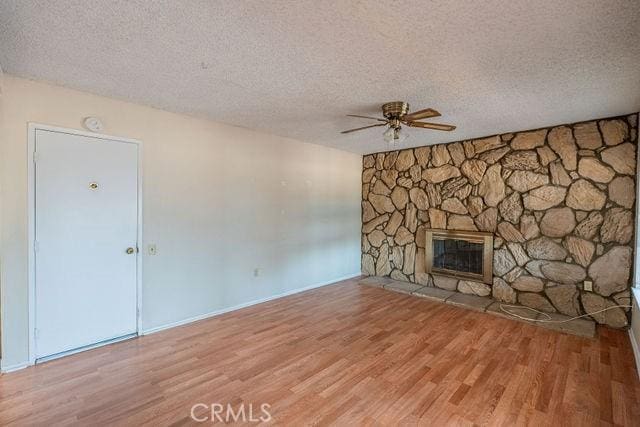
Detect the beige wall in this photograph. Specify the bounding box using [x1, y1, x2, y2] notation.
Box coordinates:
[0, 76, 362, 368]
[633, 292, 640, 342]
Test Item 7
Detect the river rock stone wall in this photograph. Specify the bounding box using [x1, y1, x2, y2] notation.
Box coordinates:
[361, 114, 638, 328]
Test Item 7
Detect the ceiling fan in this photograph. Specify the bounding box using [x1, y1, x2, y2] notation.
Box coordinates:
[341, 101, 456, 143]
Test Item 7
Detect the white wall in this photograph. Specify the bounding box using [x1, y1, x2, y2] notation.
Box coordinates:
[0, 76, 362, 368]
[632, 291, 640, 378]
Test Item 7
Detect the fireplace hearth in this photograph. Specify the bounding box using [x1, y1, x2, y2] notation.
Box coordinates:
[425, 229, 493, 284]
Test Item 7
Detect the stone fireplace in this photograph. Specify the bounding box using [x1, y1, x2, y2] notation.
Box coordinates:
[426, 229, 493, 284]
[361, 113, 638, 328]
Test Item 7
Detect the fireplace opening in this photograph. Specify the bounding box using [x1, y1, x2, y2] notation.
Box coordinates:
[425, 229, 493, 284]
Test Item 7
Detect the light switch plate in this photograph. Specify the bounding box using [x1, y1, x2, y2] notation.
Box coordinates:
[583, 280, 593, 292]
[148, 244, 157, 256]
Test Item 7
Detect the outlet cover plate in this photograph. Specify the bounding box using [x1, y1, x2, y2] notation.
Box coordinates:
[583, 280, 593, 292]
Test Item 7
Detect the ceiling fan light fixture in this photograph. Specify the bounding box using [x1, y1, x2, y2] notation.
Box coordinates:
[383, 126, 408, 144]
[395, 127, 409, 144]
[382, 126, 395, 143]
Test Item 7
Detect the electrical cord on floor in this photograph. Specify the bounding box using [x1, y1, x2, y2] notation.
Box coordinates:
[499, 304, 632, 323]
[452, 280, 632, 323]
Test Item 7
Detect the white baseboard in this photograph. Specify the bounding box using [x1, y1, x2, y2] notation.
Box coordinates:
[1, 361, 30, 373]
[141, 273, 362, 335]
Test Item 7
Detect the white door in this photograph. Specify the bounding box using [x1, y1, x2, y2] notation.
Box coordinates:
[34, 129, 139, 359]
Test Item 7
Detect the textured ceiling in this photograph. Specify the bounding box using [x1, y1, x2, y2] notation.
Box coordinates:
[1, 1, 639, 154]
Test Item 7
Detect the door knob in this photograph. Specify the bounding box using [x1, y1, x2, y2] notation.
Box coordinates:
[126, 247, 136, 254]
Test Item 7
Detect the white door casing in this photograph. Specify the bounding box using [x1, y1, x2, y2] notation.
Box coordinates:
[31, 126, 141, 360]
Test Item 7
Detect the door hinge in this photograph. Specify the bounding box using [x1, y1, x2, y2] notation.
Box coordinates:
[34, 328, 39, 340]
[34, 240, 40, 253]
[33, 152, 39, 163]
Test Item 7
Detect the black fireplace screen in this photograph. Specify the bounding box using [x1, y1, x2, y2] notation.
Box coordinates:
[432, 238, 484, 275]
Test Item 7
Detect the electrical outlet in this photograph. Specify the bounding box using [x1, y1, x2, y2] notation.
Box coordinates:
[148, 244, 157, 256]
[583, 280, 593, 292]
[253, 268, 260, 277]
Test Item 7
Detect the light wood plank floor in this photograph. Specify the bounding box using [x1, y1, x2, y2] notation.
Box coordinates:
[1, 277, 639, 426]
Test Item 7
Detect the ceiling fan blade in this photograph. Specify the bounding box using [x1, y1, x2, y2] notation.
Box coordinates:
[346, 114, 388, 122]
[341, 123, 388, 134]
[401, 108, 441, 121]
[405, 121, 456, 131]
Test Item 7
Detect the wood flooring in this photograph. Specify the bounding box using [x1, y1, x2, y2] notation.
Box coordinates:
[1, 277, 639, 426]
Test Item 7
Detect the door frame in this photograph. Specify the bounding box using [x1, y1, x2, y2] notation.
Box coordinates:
[27, 123, 143, 364]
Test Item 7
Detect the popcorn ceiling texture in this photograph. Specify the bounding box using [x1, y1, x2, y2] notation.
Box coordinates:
[1, 1, 639, 154]
[361, 114, 638, 328]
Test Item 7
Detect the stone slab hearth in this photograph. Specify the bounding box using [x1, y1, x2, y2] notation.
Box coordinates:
[446, 293, 494, 312]
[359, 276, 596, 338]
[413, 286, 455, 302]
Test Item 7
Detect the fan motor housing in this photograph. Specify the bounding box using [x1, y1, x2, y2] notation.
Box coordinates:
[382, 101, 410, 119]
